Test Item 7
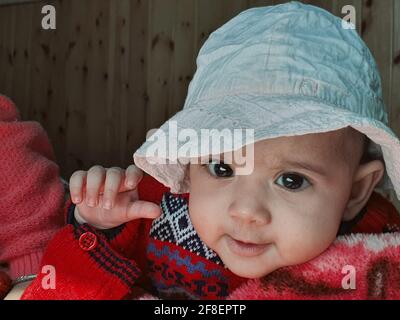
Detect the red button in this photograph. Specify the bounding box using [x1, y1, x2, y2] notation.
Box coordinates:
[79, 232, 98, 251]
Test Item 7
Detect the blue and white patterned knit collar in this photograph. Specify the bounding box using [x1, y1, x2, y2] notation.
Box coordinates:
[149, 192, 225, 266]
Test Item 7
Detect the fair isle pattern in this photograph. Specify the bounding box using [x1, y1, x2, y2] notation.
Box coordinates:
[147, 241, 227, 280]
[150, 192, 224, 265]
[146, 240, 230, 299]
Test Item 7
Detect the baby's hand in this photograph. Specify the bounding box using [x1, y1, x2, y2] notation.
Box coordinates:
[69, 165, 161, 229]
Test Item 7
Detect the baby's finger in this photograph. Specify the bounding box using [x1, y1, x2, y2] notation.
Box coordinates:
[102, 167, 124, 210]
[69, 170, 87, 204]
[126, 200, 162, 220]
[86, 166, 106, 207]
[124, 165, 143, 189]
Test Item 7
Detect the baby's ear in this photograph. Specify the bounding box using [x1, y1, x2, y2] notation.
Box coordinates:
[342, 160, 385, 221]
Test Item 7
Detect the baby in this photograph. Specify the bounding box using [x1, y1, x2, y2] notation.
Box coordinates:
[19, 2, 400, 299]
[71, 126, 383, 280]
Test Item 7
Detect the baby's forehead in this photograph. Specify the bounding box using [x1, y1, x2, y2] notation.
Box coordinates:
[238, 133, 350, 179]
[257, 131, 345, 154]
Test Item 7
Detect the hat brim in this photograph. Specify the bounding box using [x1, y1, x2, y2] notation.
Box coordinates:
[134, 95, 400, 199]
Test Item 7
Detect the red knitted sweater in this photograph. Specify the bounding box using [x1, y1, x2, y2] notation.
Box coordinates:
[0, 95, 65, 280]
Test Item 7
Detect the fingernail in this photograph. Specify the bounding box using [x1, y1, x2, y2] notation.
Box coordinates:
[126, 180, 134, 188]
[103, 201, 112, 210]
[145, 204, 159, 216]
[74, 197, 81, 203]
[87, 199, 96, 207]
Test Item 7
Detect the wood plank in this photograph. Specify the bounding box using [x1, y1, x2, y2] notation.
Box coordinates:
[301, 0, 333, 12]
[360, 0, 394, 203]
[111, 0, 130, 166]
[146, 0, 177, 130]
[64, 0, 92, 176]
[28, 1, 53, 127]
[0, 0, 41, 5]
[10, 3, 34, 116]
[1, 5, 15, 97]
[0, 7, 7, 91]
[195, 0, 248, 55]
[246, 0, 276, 8]
[361, 0, 393, 115]
[126, 0, 149, 162]
[45, 0, 69, 173]
[85, 0, 111, 168]
[169, 0, 196, 117]
[104, 0, 117, 166]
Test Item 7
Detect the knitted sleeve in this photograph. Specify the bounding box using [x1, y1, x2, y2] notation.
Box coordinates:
[0, 95, 65, 280]
[20, 174, 167, 299]
[20, 222, 145, 300]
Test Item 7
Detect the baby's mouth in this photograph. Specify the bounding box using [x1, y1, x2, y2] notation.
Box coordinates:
[226, 235, 269, 257]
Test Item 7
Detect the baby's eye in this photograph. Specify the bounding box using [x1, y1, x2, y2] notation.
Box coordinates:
[204, 160, 234, 178]
[275, 173, 311, 191]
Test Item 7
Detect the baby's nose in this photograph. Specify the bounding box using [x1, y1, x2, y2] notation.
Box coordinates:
[228, 197, 271, 226]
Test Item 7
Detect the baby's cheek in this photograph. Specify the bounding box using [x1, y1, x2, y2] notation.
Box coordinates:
[277, 216, 339, 265]
[190, 213, 206, 237]
[188, 202, 214, 242]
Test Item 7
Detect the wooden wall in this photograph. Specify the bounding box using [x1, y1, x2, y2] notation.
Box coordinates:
[0, 0, 399, 206]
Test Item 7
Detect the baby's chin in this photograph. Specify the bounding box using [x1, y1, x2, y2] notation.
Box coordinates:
[223, 257, 281, 279]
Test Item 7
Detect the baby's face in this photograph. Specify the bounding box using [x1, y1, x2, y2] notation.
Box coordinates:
[188, 130, 357, 278]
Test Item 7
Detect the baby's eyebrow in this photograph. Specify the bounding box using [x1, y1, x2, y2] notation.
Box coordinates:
[270, 159, 328, 177]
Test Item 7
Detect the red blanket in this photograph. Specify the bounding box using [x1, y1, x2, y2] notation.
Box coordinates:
[228, 232, 400, 299]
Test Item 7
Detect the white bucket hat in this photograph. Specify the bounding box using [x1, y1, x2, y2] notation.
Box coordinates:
[133, 1, 400, 199]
